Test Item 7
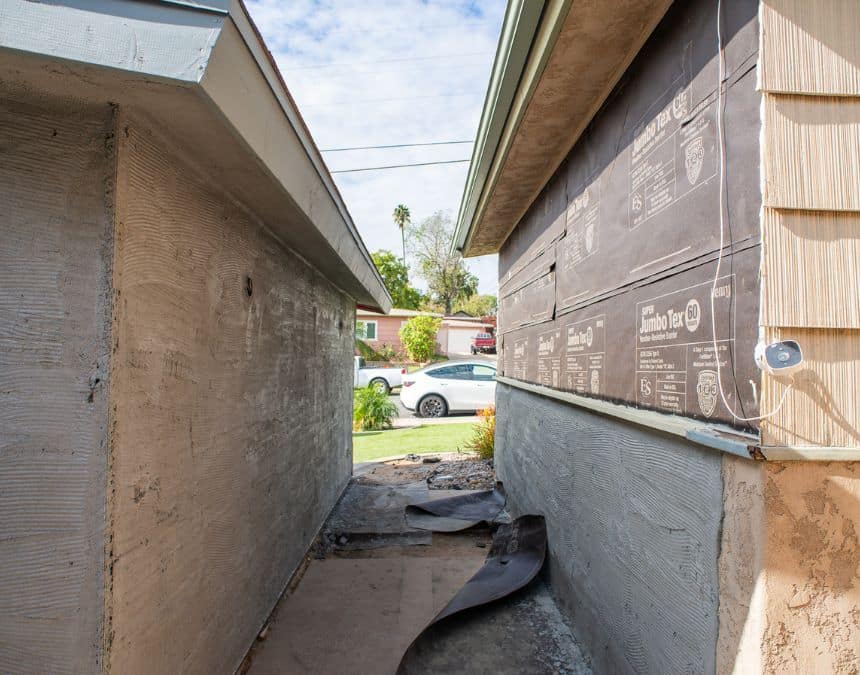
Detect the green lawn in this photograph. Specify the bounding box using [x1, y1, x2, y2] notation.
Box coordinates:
[353, 423, 475, 463]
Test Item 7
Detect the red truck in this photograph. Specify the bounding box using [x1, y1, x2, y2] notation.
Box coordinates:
[470, 332, 497, 355]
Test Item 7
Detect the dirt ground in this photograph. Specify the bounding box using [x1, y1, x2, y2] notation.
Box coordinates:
[354, 453, 496, 491]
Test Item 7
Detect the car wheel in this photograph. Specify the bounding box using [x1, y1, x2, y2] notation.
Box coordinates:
[369, 378, 390, 395]
[418, 394, 447, 418]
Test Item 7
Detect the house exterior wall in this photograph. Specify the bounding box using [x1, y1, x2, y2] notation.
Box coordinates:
[494, 0, 759, 671]
[105, 113, 355, 674]
[1, 87, 358, 672]
[496, 383, 723, 674]
[357, 315, 406, 353]
[497, 0, 762, 425]
[493, 0, 860, 672]
[0, 98, 114, 673]
[357, 315, 490, 357]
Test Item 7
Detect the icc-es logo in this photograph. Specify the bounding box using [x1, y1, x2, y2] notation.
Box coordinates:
[672, 89, 690, 119]
[696, 370, 718, 417]
[590, 369, 599, 394]
[685, 136, 705, 185]
[639, 377, 652, 397]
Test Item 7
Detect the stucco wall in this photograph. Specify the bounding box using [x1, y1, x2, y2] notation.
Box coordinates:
[495, 383, 723, 674]
[0, 98, 114, 672]
[719, 457, 860, 673]
[106, 114, 354, 673]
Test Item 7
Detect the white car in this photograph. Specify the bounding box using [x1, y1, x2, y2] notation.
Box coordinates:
[400, 361, 497, 417]
[354, 356, 404, 394]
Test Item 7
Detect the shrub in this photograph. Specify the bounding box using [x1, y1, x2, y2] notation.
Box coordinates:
[465, 406, 495, 459]
[399, 315, 442, 363]
[355, 339, 383, 361]
[353, 386, 398, 431]
[377, 343, 397, 362]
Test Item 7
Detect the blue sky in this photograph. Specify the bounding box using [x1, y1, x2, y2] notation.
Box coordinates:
[244, 0, 506, 295]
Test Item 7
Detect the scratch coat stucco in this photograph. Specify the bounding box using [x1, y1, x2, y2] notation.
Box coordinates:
[495, 383, 723, 674]
[0, 98, 114, 673]
[106, 114, 353, 673]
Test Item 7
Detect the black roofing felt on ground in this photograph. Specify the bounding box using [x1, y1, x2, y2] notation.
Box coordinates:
[405, 483, 506, 532]
[398, 514, 548, 674]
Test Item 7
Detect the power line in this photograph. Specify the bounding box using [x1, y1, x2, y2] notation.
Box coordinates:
[287, 60, 490, 79]
[321, 140, 473, 152]
[284, 50, 492, 70]
[330, 159, 470, 174]
[301, 91, 479, 107]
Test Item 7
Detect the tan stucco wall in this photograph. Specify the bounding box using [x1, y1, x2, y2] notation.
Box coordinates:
[719, 457, 860, 673]
[105, 113, 354, 673]
[0, 96, 114, 673]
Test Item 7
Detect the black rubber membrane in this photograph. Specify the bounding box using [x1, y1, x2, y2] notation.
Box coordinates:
[404, 483, 507, 532]
[397, 514, 548, 674]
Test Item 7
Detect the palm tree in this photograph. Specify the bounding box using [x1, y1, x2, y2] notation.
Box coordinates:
[392, 203, 411, 262]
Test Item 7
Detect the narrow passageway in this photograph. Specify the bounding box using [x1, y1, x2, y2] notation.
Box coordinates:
[243, 456, 591, 674]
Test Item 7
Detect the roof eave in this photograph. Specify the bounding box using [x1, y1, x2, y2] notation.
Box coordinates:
[453, 0, 550, 255]
[454, 0, 674, 258]
[0, 0, 392, 313]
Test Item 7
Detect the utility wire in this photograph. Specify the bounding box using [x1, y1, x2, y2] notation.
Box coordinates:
[285, 51, 492, 70]
[302, 91, 478, 107]
[321, 140, 473, 152]
[330, 159, 470, 174]
[287, 61, 490, 79]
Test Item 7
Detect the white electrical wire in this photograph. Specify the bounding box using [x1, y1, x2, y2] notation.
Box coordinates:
[711, 0, 792, 422]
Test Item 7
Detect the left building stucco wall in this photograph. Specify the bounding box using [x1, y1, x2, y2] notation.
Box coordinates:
[105, 112, 354, 673]
[0, 97, 115, 672]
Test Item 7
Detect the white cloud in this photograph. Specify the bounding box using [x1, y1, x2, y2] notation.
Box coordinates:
[245, 0, 504, 294]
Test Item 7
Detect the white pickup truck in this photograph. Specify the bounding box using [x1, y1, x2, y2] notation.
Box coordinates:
[353, 356, 404, 394]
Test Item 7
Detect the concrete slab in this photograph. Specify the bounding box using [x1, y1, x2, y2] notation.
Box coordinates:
[247, 554, 486, 675]
[245, 466, 591, 675]
[401, 581, 592, 675]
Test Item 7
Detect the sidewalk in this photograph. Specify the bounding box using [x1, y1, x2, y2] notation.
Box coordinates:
[389, 395, 480, 428]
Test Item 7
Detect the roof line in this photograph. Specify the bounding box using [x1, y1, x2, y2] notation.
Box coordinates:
[153, 0, 229, 15]
[452, 0, 547, 255]
[228, 0, 391, 305]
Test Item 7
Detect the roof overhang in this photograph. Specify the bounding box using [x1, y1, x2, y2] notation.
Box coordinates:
[0, 0, 391, 312]
[454, 0, 673, 257]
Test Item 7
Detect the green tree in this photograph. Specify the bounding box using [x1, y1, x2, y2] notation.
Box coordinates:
[371, 250, 422, 309]
[410, 211, 478, 315]
[453, 294, 497, 317]
[399, 314, 442, 362]
[392, 203, 411, 262]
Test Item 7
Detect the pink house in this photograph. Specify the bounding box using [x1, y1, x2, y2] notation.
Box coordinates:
[356, 308, 493, 357]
